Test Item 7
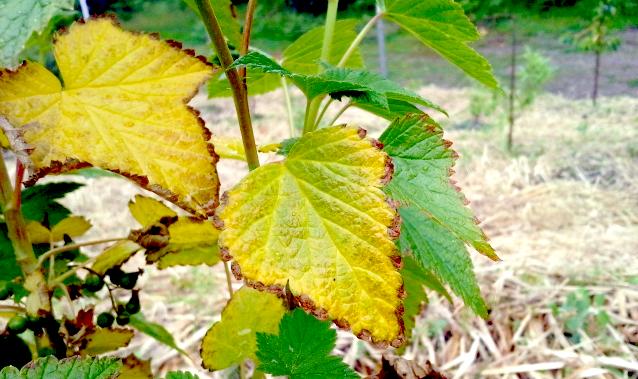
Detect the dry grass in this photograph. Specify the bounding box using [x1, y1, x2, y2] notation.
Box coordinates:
[39, 86, 638, 377]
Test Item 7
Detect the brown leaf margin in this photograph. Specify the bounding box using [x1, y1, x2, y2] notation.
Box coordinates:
[217, 126, 407, 348]
[0, 15, 221, 218]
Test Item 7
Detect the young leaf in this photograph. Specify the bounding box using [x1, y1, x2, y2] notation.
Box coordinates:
[0, 356, 121, 379]
[129, 313, 188, 356]
[208, 19, 364, 98]
[218, 126, 404, 345]
[281, 19, 365, 74]
[0, 18, 220, 217]
[92, 240, 142, 276]
[399, 206, 487, 317]
[380, 114, 498, 261]
[79, 328, 135, 356]
[0, 0, 74, 69]
[383, 0, 499, 89]
[201, 287, 287, 371]
[256, 309, 358, 379]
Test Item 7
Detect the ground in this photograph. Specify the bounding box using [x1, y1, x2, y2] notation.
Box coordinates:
[12, 12, 638, 379]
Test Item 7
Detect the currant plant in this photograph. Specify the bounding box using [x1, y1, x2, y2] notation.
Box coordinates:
[0, 0, 500, 377]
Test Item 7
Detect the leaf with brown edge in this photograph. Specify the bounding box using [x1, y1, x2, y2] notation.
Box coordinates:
[78, 327, 135, 356]
[218, 126, 404, 346]
[119, 354, 152, 379]
[0, 18, 220, 217]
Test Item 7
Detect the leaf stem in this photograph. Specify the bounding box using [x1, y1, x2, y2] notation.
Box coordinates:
[337, 13, 382, 68]
[238, 0, 258, 82]
[281, 78, 295, 136]
[302, 0, 340, 134]
[325, 100, 352, 126]
[223, 261, 234, 297]
[36, 237, 125, 271]
[195, 0, 260, 171]
[313, 98, 334, 129]
[0, 304, 26, 314]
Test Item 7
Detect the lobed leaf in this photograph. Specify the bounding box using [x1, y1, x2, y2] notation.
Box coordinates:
[256, 309, 358, 379]
[0, 356, 121, 379]
[0, 0, 74, 69]
[218, 126, 404, 345]
[383, 0, 499, 89]
[27, 216, 92, 244]
[21, 182, 83, 224]
[380, 114, 495, 317]
[0, 18, 220, 217]
[201, 287, 287, 371]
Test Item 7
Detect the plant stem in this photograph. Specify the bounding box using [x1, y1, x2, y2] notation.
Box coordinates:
[506, 15, 517, 152]
[325, 100, 352, 126]
[195, 0, 260, 171]
[338, 13, 382, 68]
[592, 50, 601, 106]
[0, 153, 50, 315]
[0, 304, 26, 313]
[223, 261, 234, 298]
[36, 237, 125, 270]
[239, 0, 258, 82]
[314, 98, 334, 129]
[302, 0, 340, 134]
[281, 78, 295, 136]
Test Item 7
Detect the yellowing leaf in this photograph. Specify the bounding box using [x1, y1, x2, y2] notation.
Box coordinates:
[212, 136, 245, 161]
[119, 354, 153, 379]
[25, 216, 91, 244]
[219, 126, 404, 345]
[128, 196, 219, 269]
[79, 327, 135, 356]
[92, 240, 143, 275]
[0, 18, 220, 217]
[129, 195, 177, 228]
[201, 287, 286, 370]
[156, 217, 220, 269]
[51, 215, 92, 241]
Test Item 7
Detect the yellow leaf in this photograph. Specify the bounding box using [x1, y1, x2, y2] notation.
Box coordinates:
[92, 240, 142, 275]
[0, 18, 220, 217]
[218, 126, 404, 345]
[201, 287, 286, 370]
[79, 327, 134, 355]
[156, 217, 220, 269]
[26, 221, 51, 244]
[50, 216, 91, 241]
[119, 354, 152, 379]
[129, 194, 177, 228]
[212, 136, 245, 161]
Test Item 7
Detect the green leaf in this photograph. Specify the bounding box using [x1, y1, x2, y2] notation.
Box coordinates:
[399, 206, 487, 317]
[380, 114, 498, 261]
[201, 287, 287, 370]
[0, 0, 75, 69]
[0, 355, 121, 379]
[384, 0, 499, 89]
[380, 114, 494, 316]
[218, 126, 403, 344]
[181, 0, 240, 47]
[208, 19, 364, 98]
[0, 225, 21, 282]
[129, 313, 188, 356]
[21, 182, 83, 225]
[400, 255, 451, 345]
[281, 19, 364, 75]
[256, 309, 358, 379]
[165, 372, 199, 379]
[355, 98, 423, 121]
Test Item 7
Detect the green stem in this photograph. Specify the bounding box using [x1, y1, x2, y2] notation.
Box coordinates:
[223, 261, 234, 298]
[36, 237, 125, 270]
[281, 78, 295, 136]
[303, 0, 339, 134]
[325, 100, 352, 126]
[313, 98, 334, 129]
[337, 13, 382, 68]
[195, 0, 260, 170]
[238, 0, 258, 82]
